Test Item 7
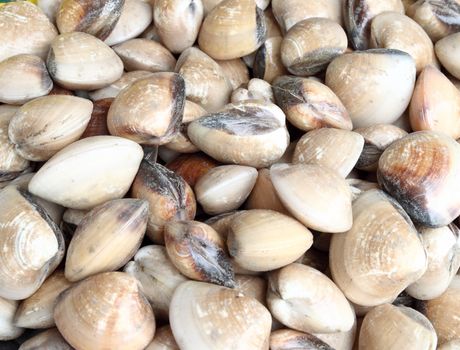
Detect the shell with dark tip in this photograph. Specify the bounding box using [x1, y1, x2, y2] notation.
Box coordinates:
[253, 36, 287, 84]
[270, 329, 335, 350]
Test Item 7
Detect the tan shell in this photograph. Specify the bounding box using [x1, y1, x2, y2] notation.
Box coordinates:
[0, 2, 57, 62]
[188, 101, 290, 168]
[8, 95, 93, 161]
[273, 76, 352, 131]
[281, 18, 347, 76]
[438, 340, 460, 350]
[292, 129, 364, 178]
[203, 0, 270, 14]
[253, 36, 287, 84]
[166, 153, 219, 187]
[47, 32, 124, 90]
[0, 297, 23, 341]
[80, 98, 112, 138]
[131, 160, 196, 243]
[270, 163, 353, 233]
[28, 136, 143, 210]
[313, 321, 357, 350]
[124, 245, 188, 320]
[378, 131, 460, 227]
[370, 12, 437, 73]
[326, 49, 416, 129]
[141, 22, 162, 42]
[198, 0, 267, 60]
[0, 186, 64, 300]
[270, 329, 335, 350]
[234, 275, 267, 305]
[107, 73, 185, 145]
[105, 0, 153, 46]
[14, 270, 72, 329]
[227, 209, 313, 271]
[54, 272, 155, 350]
[175, 47, 233, 112]
[216, 58, 250, 90]
[146, 326, 179, 350]
[409, 66, 460, 139]
[18, 328, 72, 350]
[330, 189, 427, 307]
[231, 78, 274, 104]
[359, 304, 437, 350]
[264, 7, 283, 38]
[268, 264, 355, 334]
[37, 0, 63, 23]
[436, 33, 460, 79]
[89, 71, 153, 101]
[113, 39, 176, 73]
[170, 281, 272, 350]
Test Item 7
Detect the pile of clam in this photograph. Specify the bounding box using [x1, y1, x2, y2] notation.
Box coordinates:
[2, 0, 460, 349]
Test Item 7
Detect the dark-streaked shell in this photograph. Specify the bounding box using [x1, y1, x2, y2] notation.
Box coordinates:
[270, 329, 334, 350]
[166, 153, 219, 187]
[253, 36, 287, 84]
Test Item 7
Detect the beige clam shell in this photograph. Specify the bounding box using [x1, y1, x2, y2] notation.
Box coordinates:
[62, 208, 88, 226]
[145, 326, 179, 350]
[0, 297, 23, 341]
[270, 329, 335, 350]
[231, 78, 274, 104]
[234, 275, 267, 305]
[313, 320, 357, 350]
[436, 33, 460, 80]
[253, 36, 287, 84]
[37, 0, 63, 23]
[170, 281, 272, 350]
[28, 136, 144, 210]
[18, 328, 72, 350]
[216, 58, 250, 90]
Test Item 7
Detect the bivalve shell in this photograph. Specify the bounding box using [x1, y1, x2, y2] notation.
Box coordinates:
[0, 298, 23, 341]
[270, 329, 335, 350]
[216, 58, 250, 90]
[253, 36, 287, 84]
[18, 328, 72, 350]
[436, 33, 460, 80]
[80, 98, 112, 138]
[166, 153, 219, 187]
[145, 326, 179, 350]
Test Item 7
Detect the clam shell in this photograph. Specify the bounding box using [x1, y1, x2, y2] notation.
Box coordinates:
[270, 329, 334, 350]
[170, 281, 272, 350]
[0, 298, 23, 341]
[166, 153, 219, 187]
[231, 78, 274, 104]
[436, 33, 460, 79]
[28, 136, 143, 209]
[37, 0, 63, 23]
[80, 98, 112, 138]
[263, 7, 283, 38]
[146, 326, 179, 350]
[54, 272, 155, 350]
[141, 22, 162, 42]
[18, 328, 72, 350]
[313, 321, 357, 350]
[234, 275, 267, 305]
[203, 0, 270, 14]
[253, 36, 287, 84]
[216, 58, 250, 90]
[62, 208, 88, 226]
[438, 340, 460, 350]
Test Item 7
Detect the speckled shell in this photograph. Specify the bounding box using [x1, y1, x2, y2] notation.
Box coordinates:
[253, 36, 287, 84]
[0, 297, 23, 341]
[145, 326, 179, 350]
[18, 328, 72, 350]
[269, 329, 334, 350]
[89, 71, 153, 101]
[436, 33, 460, 80]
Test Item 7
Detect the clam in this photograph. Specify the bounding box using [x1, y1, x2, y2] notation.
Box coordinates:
[18, 328, 72, 350]
[281, 18, 347, 76]
[124, 245, 188, 320]
[64, 209, 89, 226]
[227, 209, 313, 271]
[313, 320, 357, 350]
[175, 47, 233, 112]
[166, 153, 219, 187]
[409, 66, 460, 139]
[8, 95, 93, 161]
[348, 179, 380, 200]
[436, 33, 460, 80]
[292, 129, 364, 178]
[0, 185, 65, 300]
[326, 49, 416, 128]
[54, 272, 155, 350]
[164, 220, 235, 287]
[0, 1, 57, 62]
[355, 124, 408, 172]
[205, 210, 245, 238]
[195, 165, 258, 215]
[131, 160, 196, 243]
[105, 0, 153, 46]
[270, 163, 353, 233]
[378, 131, 460, 227]
[141, 23, 162, 42]
[406, 224, 460, 300]
[264, 7, 283, 38]
[107, 73, 185, 145]
[146, 326, 179, 350]
[154, 0, 204, 54]
[329, 189, 427, 307]
[187, 101, 290, 167]
[198, 0, 266, 60]
[270, 329, 335, 350]
[231, 78, 274, 103]
[273, 76, 352, 131]
[14, 270, 72, 329]
[46, 32, 124, 90]
[113, 39, 176, 72]
[0, 298, 23, 341]
[359, 304, 437, 350]
[28, 136, 143, 209]
[203, 0, 270, 13]
[37, 0, 63, 23]
[80, 98, 112, 138]
[170, 281, 272, 350]
[253, 36, 287, 84]
[370, 12, 437, 73]
[268, 263, 355, 334]
[216, 58, 250, 90]
[234, 275, 267, 305]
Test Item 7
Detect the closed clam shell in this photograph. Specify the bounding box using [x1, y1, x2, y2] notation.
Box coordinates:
[359, 304, 437, 350]
[227, 209, 313, 271]
[105, 0, 152, 46]
[113, 39, 176, 73]
[65, 199, 148, 282]
[292, 129, 364, 178]
[378, 131, 460, 227]
[281, 18, 347, 76]
[330, 189, 427, 307]
[0, 2, 57, 62]
[313, 321, 357, 350]
[56, 0, 124, 40]
[370, 12, 437, 73]
[47, 32, 124, 90]
[409, 66, 460, 139]
[270, 329, 334, 350]
[124, 245, 188, 320]
[89, 71, 153, 101]
[18, 328, 72, 350]
[28, 136, 143, 209]
[145, 326, 179, 350]
[0, 298, 23, 341]
[131, 160, 196, 243]
[0, 186, 65, 300]
[175, 47, 232, 112]
[166, 153, 219, 187]
[8, 95, 93, 161]
[38, 0, 64, 23]
[195, 165, 257, 215]
[326, 49, 416, 128]
[216, 58, 250, 90]
[273, 76, 352, 131]
[406, 224, 460, 300]
[14, 270, 72, 329]
[107, 73, 185, 145]
[54, 272, 155, 350]
[170, 281, 272, 350]
[231, 78, 274, 104]
[270, 163, 353, 233]
[0, 55, 53, 105]
[436, 33, 460, 79]
[198, 0, 267, 60]
[80, 98, 112, 138]
[154, 0, 204, 54]
[188, 101, 290, 168]
[253, 36, 287, 84]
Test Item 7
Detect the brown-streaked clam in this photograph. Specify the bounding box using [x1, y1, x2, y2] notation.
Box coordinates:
[80, 98, 112, 138]
[166, 153, 219, 187]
